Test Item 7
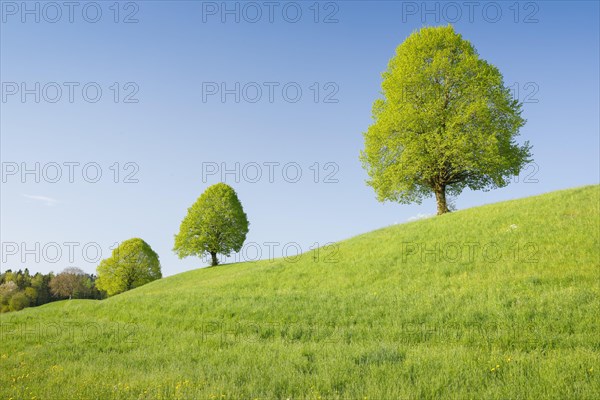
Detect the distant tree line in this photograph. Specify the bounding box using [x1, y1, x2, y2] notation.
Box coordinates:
[0, 267, 104, 313]
[3, 183, 249, 313]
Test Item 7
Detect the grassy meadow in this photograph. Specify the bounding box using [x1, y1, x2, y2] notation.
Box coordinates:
[1, 185, 599, 399]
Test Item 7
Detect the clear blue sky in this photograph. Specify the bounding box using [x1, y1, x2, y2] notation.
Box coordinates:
[1, 1, 598, 276]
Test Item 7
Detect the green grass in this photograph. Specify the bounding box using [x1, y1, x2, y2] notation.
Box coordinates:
[1, 185, 599, 399]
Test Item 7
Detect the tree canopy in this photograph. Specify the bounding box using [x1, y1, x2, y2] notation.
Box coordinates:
[49, 267, 89, 300]
[96, 238, 162, 296]
[173, 183, 249, 266]
[360, 25, 532, 214]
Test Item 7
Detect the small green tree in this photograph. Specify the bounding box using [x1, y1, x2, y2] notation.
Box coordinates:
[96, 238, 162, 296]
[9, 291, 30, 312]
[360, 25, 532, 215]
[174, 183, 249, 266]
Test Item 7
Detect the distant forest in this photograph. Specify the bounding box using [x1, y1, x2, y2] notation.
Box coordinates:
[0, 268, 104, 313]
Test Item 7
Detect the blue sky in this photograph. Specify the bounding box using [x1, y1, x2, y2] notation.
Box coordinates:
[1, 1, 598, 276]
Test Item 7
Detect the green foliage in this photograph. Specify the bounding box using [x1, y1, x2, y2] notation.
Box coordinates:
[174, 183, 249, 266]
[24, 287, 38, 303]
[0, 281, 18, 311]
[0, 269, 101, 312]
[96, 238, 162, 297]
[30, 272, 53, 305]
[8, 291, 30, 311]
[0, 185, 598, 399]
[360, 25, 532, 214]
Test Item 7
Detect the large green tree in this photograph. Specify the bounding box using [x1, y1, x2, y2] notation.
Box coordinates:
[174, 183, 249, 266]
[360, 25, 532, 215]
[96, 238, 162, 296]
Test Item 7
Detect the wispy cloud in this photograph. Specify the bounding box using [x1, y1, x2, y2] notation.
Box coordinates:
[22, 194, 59, 207]
[407, 213, 433, 222]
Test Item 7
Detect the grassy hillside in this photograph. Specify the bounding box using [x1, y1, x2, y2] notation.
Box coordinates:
[1, 185, 599, 399]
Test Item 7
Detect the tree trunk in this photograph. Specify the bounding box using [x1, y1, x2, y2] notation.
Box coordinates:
[210, 252, 219, 266]
[435, 185, 449, 215]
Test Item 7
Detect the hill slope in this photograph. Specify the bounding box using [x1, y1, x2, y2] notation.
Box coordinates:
[1, 185, 599, 399]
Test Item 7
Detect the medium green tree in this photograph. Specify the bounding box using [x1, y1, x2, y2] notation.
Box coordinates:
[174, 183, 249, 266]
[360, 25, 532, 215]
[96, 238, 162, 296]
